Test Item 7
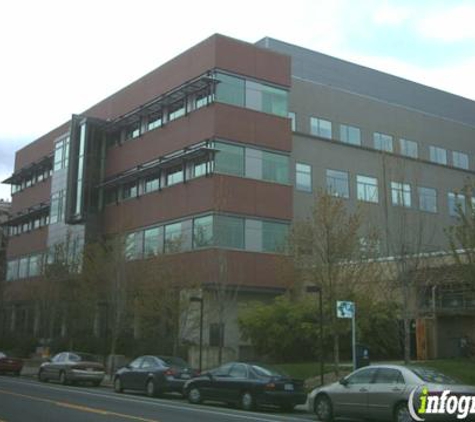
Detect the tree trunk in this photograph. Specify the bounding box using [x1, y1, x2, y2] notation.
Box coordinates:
[403, 317, 411, 364]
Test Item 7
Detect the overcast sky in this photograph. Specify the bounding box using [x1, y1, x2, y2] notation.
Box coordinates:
[1, 0, 474, 200]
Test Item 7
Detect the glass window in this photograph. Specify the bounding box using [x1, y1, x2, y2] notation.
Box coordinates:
[166, 166, 183, 186]
[28, 255, 40, 277]
[262, 151, 289, 184]
[50, 190, 65, 224]
[374, 369, 404, 384]
[195, 91, 211, 109]
[215, 72, 287, 117]
[53, 137, 70, 171]
[214, 215, 244, 249]
[340, 124, 361, 146]
[288, 112, 296, 131]
[18, 257, 29, 279]
[430, 146, 447, 165]
[215, 73, 245, 107]
[399, 138, 418, 158]
[326, 169, 349, 198]
[126, 121, 140, 140]
[262, 221, 288, 253]
[296, 163, 312, 192]
[245, 148, 262, 179]
[418, 187, 437, 213]
[147, 112, 162, 131]
[122, 182, 138, 199]
[452, 151, 469, 170]
[144, 227, 161, 257]
[229, 364, 248, 379]
[193, 160, 209, 178]
[357, 175, 378, 203]
[448, 192, 466, 217]
[164, 222, 183, 253]
[310, 117, 332, 139]
[346, 368, 377, 385]
[373, 132, 393, 152]
[125, 232, 142, 261]
[214, 142, 244, 176]
[245, 80, 287, 116]
[6, 260, 18, 281]
[168, 101, 186, 121]
[145, 175, 160, 193]
[258, 83, 288, 117]
[209, 323, 225, 348]
[391, 182, 411, 207]
[128, 357, 144, 370]
[193, 215, 213, 248]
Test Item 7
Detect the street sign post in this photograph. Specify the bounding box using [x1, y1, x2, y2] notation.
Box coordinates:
[337, 301, 356, 370]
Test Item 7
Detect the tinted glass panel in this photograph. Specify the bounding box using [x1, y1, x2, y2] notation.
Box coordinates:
[214, 142, 244, 176]
[215, 73, 245, 107]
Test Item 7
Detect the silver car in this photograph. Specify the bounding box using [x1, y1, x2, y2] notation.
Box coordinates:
[38, 351, 105, 386]
[308, 364, 475, 422]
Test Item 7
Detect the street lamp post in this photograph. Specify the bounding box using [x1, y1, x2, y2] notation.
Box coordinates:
[190, 296, 204, 373]
[307, 285, 324, 387]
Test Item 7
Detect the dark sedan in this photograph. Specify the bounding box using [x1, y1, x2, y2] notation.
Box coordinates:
[38, 352, 105, 386]
[0, 352, 23, 376]
[183, 362, 306, 411]
[113, 355, 196, 397]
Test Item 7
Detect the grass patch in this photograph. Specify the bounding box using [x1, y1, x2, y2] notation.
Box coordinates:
[414, 359, 475, 386]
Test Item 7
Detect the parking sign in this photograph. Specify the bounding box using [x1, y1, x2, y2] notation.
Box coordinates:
[336, 301, 355, 318]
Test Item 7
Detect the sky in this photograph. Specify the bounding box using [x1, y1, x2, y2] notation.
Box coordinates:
[1, 0, 474, 200]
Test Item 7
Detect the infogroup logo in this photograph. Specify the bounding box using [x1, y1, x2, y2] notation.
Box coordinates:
[408, 386, 475, 420]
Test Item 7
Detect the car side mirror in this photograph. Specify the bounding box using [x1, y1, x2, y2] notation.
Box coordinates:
[205, 372, 213, 380]
[339, 378, 349, 386]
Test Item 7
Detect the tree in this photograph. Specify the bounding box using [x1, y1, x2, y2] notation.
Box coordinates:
[239, 296, 321, 362]
[384, 158, 437, 363]
[288, 191, 380, 376]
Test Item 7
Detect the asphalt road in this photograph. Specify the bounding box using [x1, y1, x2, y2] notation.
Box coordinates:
[0, 376, 315, 422]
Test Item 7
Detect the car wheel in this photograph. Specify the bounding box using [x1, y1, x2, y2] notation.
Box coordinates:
[38, 369, 47, 382]
[240, 391, 254, 411]
[188, 386, 202, 404]
[314, 394, 333, 422]
[146, 379, 157, 397]
[394, 402, 414, 422]
[59, 371, 68, 385]
[114, 377, 123, 393]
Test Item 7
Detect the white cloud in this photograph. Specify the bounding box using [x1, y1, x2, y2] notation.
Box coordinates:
[417, 3, 475, 42]
[372, 4, 412, 26]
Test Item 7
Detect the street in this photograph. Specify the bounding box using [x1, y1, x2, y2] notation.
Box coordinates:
[0, 376, 315, 422]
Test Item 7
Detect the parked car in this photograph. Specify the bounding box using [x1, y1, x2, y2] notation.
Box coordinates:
[308, 364, 475, 422]
[183, 361, 306, 411]
[113, 355, 196, 397]
[0, 351, 23, 376]
[38, 351, 105, 386]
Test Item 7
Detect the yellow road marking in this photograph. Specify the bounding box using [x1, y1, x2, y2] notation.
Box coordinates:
[0, 389, 159, 422]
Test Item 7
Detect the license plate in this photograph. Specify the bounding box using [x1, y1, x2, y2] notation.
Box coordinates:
[284, 383, 294, 391]
[181, 374, 191, 379]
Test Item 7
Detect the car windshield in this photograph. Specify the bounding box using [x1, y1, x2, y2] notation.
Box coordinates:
[250, 364, 288, 378]
[159, 356, 189, 368]
[70, 353, 99, 362]
[410, 366, 459, 385]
